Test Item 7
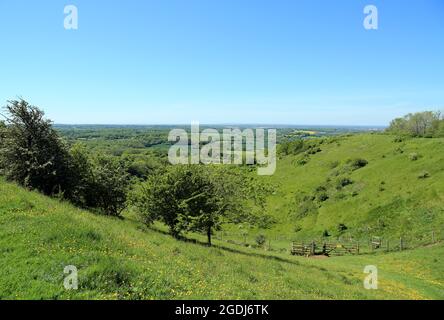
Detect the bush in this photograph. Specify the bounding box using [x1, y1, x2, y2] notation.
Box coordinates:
[328, 160, 340, 169]
[0, 99, 74, 195]
[292, 193, 317, 218]
[337, 223, 348, 233]
[409, 153, 419, 161]
[417, 171, 430, 179]
[317, 192, 329, 202]
[255, 234, 266, 247]
[89, 156, 130, 216]
[336, 177, 353, 189]
[0, 99, 131, 217]
[348, 158, 368, 170]
[296, 154, 310, 166]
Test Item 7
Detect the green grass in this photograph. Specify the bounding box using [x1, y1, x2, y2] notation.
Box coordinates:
[1, 177, 444, 299]
[225, 134, 444, 250]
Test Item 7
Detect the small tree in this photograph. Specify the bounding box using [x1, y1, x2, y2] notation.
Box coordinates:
[0, 99, 73, 195]
[89, 155, 130, 216]
[132, 165, 270, 245]
[67, 143, 95, 207]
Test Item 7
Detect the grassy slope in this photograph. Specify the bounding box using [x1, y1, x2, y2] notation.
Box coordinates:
[252, 134, 444, 243]
[1, 178, 443, 299]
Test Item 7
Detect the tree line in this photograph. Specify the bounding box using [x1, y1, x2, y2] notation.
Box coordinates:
[386, 111, 444, 137]
[0, 99, 272, 245]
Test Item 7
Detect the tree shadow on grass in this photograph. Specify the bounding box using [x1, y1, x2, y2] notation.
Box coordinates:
[143, 225, 304, 267]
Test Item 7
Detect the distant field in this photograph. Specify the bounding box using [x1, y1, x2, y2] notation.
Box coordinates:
[1, 178, 443, 299]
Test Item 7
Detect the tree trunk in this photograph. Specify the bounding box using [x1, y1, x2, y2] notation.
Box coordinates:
[207, 227, 212, 246]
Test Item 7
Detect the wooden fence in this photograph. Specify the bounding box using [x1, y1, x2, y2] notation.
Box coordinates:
[291, 241, 359, 257]
[214, 229, 443, 256]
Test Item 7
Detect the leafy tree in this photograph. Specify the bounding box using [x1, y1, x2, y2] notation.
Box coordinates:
[67, 143, 95, 207]
[132, 165, 270, 245]
[387, 111, 443, 137]
[89, 155, 130, 216]
[0, 99, 73, 195]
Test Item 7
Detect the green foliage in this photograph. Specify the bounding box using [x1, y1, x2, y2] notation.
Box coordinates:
[291, 192, 318, 219]
[296, 154, 310, 166]
[278, 138, 324, 157]
[0, 99, 74, 196]
[337, 223, 348, 233]
[347, 158, 368, 170]
[336, 177, 353, 190]
[417, 171, 430, 179]
[386, 111, 444, 137]
[132, 165, 271, 245]
[255, 234, 266, 247]
[89, 155, 130, 216]
[409, 152, 419, 161]
[0, 101, 130, 216]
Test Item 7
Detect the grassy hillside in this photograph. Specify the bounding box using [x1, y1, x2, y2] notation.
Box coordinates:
[1, 178, 444, 299]
[233, 134, 444, 248]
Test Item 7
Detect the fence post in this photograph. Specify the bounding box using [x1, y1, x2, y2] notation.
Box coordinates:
[432, 231, 435, 244]
[400, 237, 403, 251]
[386, 240, 390, 252]
[311, 241, 315, 256]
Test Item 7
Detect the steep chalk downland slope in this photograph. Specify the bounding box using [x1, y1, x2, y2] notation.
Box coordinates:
[0, 178, 443, 299]
[265, 134, 444, 240]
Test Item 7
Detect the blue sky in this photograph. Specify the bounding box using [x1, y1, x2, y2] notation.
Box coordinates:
[0, 0, 443, 125]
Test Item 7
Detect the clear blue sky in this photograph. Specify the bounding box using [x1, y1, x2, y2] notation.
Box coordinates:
[0, 0, 443, 125]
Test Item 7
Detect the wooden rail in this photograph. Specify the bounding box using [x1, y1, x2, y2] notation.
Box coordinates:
[291, 241, 359, 257]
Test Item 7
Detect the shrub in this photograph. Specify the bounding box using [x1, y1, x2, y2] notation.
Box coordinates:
[296, 155, 309, 166]
[307, 147, 321, 155]
[255, 234, 266, 247]
[336, 177, 353, 189]
[89, 155, 130, 216]
[293, 194, 317, 218]
[417, 171, 430, 179]
[328, 160, 340, 169]
[409, 153, 419, 161]
[317, 192, 329, 202]
[337, 223, 348, 233]
[0, 99, 75, 196]
[348, 158, 368, 170]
